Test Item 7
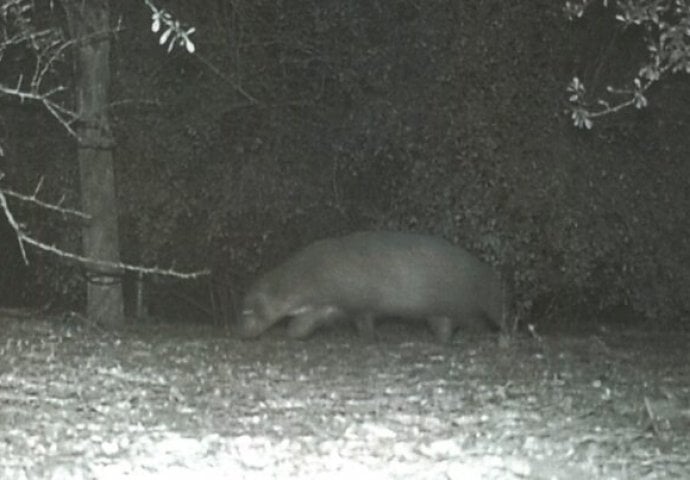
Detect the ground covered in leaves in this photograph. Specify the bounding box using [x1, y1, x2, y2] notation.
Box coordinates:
[0, 311, 688, 479]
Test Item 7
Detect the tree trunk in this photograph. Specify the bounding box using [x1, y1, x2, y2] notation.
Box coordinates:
[65, 0, 124, 326]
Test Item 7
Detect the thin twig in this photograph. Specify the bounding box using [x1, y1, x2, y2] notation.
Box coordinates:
[0, 189, 28, 263]
[2, 186, 90, 220]
[20, 234, 209, 279]
[1, 179, 207, 279]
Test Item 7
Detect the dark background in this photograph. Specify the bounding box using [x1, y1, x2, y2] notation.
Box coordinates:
[1, 0, 688, 330]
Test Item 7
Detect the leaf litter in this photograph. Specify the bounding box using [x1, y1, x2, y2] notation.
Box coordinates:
[0, 313, 688, 479]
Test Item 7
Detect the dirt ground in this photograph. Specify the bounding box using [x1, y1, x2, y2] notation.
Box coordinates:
[0, 311, 688, 479]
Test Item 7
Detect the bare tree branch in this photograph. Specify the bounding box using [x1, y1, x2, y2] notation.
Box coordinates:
[20, 235, 209, 279]
[0, 184, 29, 264]
[0, 178, 209, 279]
[2, 176, 90, 220]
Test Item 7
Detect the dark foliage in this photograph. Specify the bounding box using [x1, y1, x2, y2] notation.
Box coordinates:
[2, 0, 689, 328]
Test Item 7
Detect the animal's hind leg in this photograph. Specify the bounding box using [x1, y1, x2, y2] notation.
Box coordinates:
[427, 316, 455, 344]
[353, 313, 376, 341]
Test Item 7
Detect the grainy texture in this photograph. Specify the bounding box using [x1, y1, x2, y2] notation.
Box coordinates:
[0, 314, 688, 479]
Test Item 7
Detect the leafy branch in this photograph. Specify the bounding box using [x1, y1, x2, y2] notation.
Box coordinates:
[565, 0, 690, 129]
[144, 0, 195, 54]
